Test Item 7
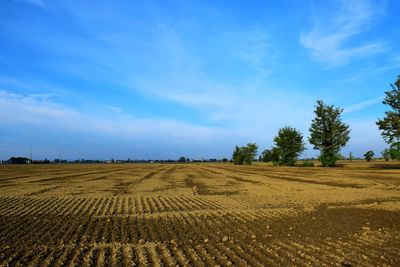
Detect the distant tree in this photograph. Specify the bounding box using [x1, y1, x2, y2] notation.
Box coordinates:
[364, 150, 375, 162]
[232, 146, 244, 165]
[222, 158, 228, 163]
[381, 149, 390, 161]
[9, 157, 29, 164]
[349, 152, 353, 162]
[273, 126, 305, 166]
[178, 156, 187, 163]
[309, 100, 350, 167]
[232, 143, 258, 165]
[243, 143, 258, 165]
[271, 147, 281, 164]
[261, 149, 273, 162]
[376, 75, 400, 160]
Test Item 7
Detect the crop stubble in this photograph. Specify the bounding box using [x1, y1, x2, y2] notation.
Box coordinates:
[0, 162, 399, 266]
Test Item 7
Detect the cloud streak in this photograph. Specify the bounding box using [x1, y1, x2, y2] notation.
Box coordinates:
[0, 90, 229, 142]
[300, 0, 386, 66]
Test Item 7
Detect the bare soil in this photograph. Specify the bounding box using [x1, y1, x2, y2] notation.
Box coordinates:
[0, 161, 399, 266]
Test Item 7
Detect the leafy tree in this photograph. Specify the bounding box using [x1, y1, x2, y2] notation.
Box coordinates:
[309, 100, 350, 167]
[376, 75, 400, 160]
[232, 146, 244, 165]
[389, 143, 400, 160]
[381, 149, 390, 161]
[222, 158, 228, 163]
[232, 143, 258, 165]
[261, 149, 273, 162]
[271, 147, 280, 163]
[273, 126, 305, 166]
[364, 150, 374, 162]
[243, 143, 258, 165]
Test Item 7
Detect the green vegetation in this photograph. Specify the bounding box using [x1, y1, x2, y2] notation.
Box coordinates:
[273, 126, 305, 166]
[364, 150, 375, 162]
[382, 149, 390, 161]
[309, 100, 350, 167]
[232, 143, 258, 165]
[376, 75, 400, 160]
[261, 149, 272, 163]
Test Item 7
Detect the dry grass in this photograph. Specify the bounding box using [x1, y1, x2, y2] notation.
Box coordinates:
[0, 161, 399, 266]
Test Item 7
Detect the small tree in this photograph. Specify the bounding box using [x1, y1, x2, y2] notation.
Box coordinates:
[261, 149, 273, 163]
[376, 75, 400, 160]
[349, 152, 353, 162]
[271, 147, 280, 164]
[243, 143, 258, 165]
[222, 158, 228, 163]
[178, 156, 187, 163]
[309, 100, 350, 167]
[364, 150, 374, 162]
[232, 146, 244, 165]
[232, 143, 258, 165]
[273, 126, 305, 166]
[381, 149, 390, 161]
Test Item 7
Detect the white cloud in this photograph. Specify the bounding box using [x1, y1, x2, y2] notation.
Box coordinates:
[300, 0, 386, 66]
[0, 90, 228, 141]
[343, 97, 382, 113]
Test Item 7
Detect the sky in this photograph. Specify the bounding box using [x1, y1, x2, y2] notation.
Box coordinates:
[0, 0, 399, 160]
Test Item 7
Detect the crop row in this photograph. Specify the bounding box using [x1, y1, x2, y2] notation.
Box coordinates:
[1, 209, 398, 266]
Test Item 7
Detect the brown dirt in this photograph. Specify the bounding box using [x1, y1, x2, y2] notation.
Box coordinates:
[0, 161, 399, 266]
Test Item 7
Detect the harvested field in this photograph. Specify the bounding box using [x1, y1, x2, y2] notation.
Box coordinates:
[0, 162, 399, 266]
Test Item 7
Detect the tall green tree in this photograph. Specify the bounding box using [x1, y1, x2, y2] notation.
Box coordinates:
[309, 100, 350, 167]
[273, 126, 305, 166]
[376, 75, 400, 160]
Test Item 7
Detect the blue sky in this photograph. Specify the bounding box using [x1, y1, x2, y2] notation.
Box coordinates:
[1, 0, 399, 160]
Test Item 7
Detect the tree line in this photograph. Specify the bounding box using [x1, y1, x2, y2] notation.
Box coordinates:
[232, 75, 400, 167]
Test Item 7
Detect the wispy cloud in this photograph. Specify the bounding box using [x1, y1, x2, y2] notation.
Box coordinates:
[343, 97, 382, 113]
[0, 90, 228, 141]
[300, 0, 386, 66]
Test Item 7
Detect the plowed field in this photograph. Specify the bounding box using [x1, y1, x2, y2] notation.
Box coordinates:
[0, 162, 399, 266]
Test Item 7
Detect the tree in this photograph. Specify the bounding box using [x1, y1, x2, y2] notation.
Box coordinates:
[273, 126, 305, 166]
[222, 158, 228, 163]
[349, 152, 353, 162]
[232, 146, 244, 165]
[243, 143, 258, 165]
[309, 100, 350, 167]
[232, 143, 258, 165]
[382, 149, 390, 161]
[261, 149, 272, 162]
[271, 147, 280, 164]
[364, 150, 374, 162]
[178, 156, 187, 163]
[376, 75, 400, 160]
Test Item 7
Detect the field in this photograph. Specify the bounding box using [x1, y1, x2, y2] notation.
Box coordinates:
[0, 162, 399, 266]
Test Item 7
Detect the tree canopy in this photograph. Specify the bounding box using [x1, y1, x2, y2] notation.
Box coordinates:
[309, 100, 350, 167]
[232, 143, 258, 165]
[273, 126, 305, 166]
[376, 75, 400, 160]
